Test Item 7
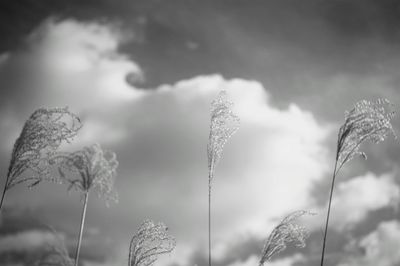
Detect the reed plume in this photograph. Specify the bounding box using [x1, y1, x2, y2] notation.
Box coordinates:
[207, 90, 240, 266]
[128, 219, 176, 266]
[320, 99, 396, 266]
[1, 107, 81, 212]
[259, 210, 313, 266]
[54, 143, 118, 266]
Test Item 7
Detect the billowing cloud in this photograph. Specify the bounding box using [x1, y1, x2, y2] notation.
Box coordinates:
[326, 172, 399, 229]
[339, 220, 400, 266]
[25, 18, 144, 107]
[296, 172, 400, 266]
[0, 18, 144, 151]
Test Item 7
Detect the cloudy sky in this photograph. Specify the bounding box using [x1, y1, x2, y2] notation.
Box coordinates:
[1, 0, 400, 266]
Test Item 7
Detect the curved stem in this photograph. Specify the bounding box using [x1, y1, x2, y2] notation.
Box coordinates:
[320, 160, 338, 266]
[0, 175, 9, 212]
[75, 192, 89, 266]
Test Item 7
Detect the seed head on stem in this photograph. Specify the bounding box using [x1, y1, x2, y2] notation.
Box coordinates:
[54, 143, 119, 205]
[336, 99, 396, 173]
[207, 90, 240, 184]
[259, 210, 314, 266]
[128, 219, 176, 266]
[5, 107, 81, 190]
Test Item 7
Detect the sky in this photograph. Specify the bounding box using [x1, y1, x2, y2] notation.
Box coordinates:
[1, 0, 400, 266]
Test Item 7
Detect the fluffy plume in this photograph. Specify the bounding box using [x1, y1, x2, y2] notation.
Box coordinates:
[336, 99, 396, 172]
[55, 143, 119, 204]
[259, 211, 313, 266]
[5, 107, 81, 190]
[128, 219, 176, 266]
[207, 90, 240, 183]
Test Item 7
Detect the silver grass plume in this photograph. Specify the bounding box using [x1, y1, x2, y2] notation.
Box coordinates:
[259, 211, 313, 266]
[320, 98, 396, 266]
[207, 90, 240, 184]
[0, 107, 81, 212]
[336, 98, 396, 173]
[55, 143, 119, 204]
[206, 90, 240, 266]
[128, 219, 176, 266]
[53, 143, 118, 266]
[5, 107, 81, 190]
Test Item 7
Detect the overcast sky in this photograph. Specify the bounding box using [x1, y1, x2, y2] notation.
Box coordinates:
[1, 1, 400, 266]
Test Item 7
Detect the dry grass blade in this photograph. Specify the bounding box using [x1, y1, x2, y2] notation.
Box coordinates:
[54, 143, 119, 204]
[5, 107, 82, 190]
[336, 99, 396, 172]
[129, 219, 176, 266]
[259, 210, 313, 266]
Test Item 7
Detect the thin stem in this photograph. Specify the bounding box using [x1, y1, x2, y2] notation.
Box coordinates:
[320, 159, 338, 266]
[75, 192, 89, 266]
[208, 158, 216, 266]
[0, 175, 9, 212]
[208, 172, 212, 266]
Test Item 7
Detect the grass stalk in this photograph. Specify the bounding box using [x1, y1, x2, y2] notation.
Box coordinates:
[74, 192, 89, 266]
[208, 174, 212, 266]
[320, 160, 338, 266]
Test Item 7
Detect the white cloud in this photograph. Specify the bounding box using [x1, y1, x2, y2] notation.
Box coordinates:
[25, 18, 144, 108]
[103, 74, 331, 265]
[0, 18, 145, 148]
[327, 172, 400, 229]
[339, 220, 400, 266]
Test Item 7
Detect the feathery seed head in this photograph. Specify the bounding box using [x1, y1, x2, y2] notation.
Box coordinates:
[336, 99, 396, 171]
[55, 143, 118, 205]
[259, 210, 313, 265]
[207, 90, 240, 183]
[6, 107, 81, 190]
[129, 219, 176, 266]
